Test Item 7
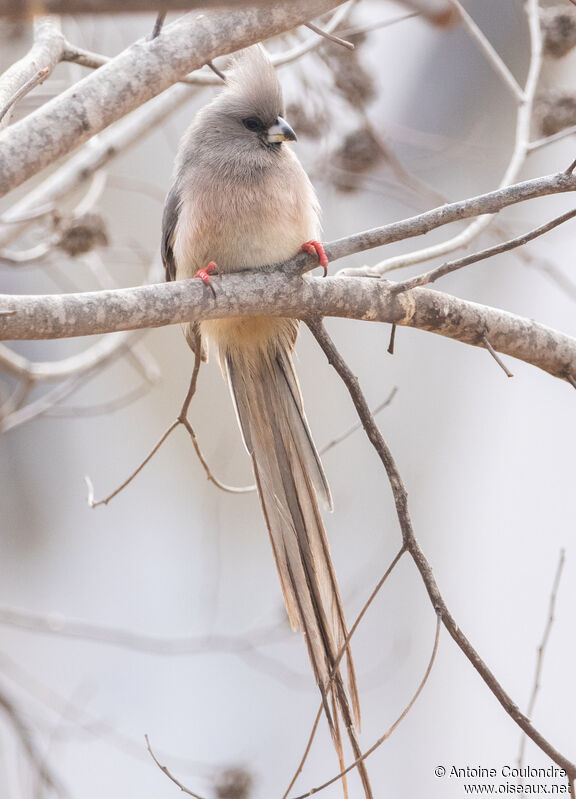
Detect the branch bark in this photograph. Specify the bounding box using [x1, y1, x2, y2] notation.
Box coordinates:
[0, 17, 64, 130]
[2, 169, 576, 384]
[1, 274, 575, 384]
[1, 0, 301, 13]
[0, 0, 341, 197]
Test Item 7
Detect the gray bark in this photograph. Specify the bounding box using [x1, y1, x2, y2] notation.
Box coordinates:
[0, 0, 341, 197]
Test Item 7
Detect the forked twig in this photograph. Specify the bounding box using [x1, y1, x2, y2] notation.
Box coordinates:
[290, 613, 441, 799]
[86, 347, 253, 507]
[391, 208, 576, 294]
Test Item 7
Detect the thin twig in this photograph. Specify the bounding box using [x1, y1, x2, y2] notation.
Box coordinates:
[319, 387, 398, 457]
[387, 324, 396, 355]
[517, 550, 566, 769]
[290, 612, 441, 799]
[451, 0, 524, 101]
[145, 735, 207, 799]
[86, 420, 180, 507]
[391, 208, 576, 293]
[346, 0, 542, 279]
[206, 60, 226, 82]
[481, 335, 514, 378]
[0, 67, 50, 124]
[304, 21, 354, 49]
[307, 318, 576, 782]
[529, 123, 576, 152]
[149, 11, 166, 40]
[337, 10, 420, 39]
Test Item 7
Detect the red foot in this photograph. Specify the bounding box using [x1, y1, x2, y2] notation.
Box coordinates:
[194, 261, 218, 297]
[302, 240, 329, 276]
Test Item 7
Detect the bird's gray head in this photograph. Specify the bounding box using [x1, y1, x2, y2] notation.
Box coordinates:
[186, 45, 296, 170]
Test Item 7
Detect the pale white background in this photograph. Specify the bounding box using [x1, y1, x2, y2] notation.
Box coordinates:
[1, 2, 575, 797]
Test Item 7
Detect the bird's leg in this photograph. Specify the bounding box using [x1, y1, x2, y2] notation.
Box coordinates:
[194, 261, 219, 298]
[302, 240, 329, 276]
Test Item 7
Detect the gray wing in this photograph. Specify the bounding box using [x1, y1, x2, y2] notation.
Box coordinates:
[162, 181, 207, 360]
[161, 182, 181, 282]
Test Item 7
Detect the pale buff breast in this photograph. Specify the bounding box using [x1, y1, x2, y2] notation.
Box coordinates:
[172, 148, 320, 276]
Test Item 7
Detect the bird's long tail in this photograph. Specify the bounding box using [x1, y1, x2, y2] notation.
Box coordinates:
[220, 318, 371, 795]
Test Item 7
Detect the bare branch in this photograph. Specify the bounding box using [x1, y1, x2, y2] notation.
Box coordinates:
[450, 0, 524, 101]
[529, 123, 576, 152]
[0, 83, 197, 249]
[307, 318, 576, 783]
[0, 0, 318, 12]
[391, 208, 576, 293]
[145, 735, 207, 799]
[350, 0, 543, 278]
[0, 66, 50, 125]
[290, 613, 441, 799]
[304, 21, 355, 50]
[60, 2, 357, 87]
[319, 388, 398, 456]
[2, 170, 576, 386]
[518, 550, 566, 769]
[0, 17, 64, 130]
[481, 335, 514, 379]
[0, 1, 342, 197]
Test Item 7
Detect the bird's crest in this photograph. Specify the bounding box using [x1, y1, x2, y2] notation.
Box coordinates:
[223, 45, 284, 123]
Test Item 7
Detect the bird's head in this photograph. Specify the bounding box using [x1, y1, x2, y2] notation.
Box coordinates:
[198, 45, 297, 158]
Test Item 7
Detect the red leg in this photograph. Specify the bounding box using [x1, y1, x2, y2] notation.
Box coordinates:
[302, 240, 329, 276]
[194, 261, 218, 297]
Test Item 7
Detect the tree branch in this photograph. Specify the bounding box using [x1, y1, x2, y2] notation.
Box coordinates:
[0, 0, 341, 197]
[307, 318, 576, 784]
[0, 17, 64, 130]
[2, 170, 576, 384]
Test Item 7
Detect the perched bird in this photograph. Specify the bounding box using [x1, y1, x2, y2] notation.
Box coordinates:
[162, 46, 369, 791]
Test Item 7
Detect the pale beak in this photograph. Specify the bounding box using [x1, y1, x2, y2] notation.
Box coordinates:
[266, 116, 297, 143]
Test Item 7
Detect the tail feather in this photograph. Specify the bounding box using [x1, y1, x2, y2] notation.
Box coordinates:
[225, 339, 361, 732]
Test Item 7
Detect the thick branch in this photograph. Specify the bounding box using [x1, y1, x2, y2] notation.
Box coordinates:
[0, 17, 64, 130]
[0, 83, 196, 248]
[0, 0, 340, 197]
[1, 0, 295, 13]
[1, 274, 575, 385]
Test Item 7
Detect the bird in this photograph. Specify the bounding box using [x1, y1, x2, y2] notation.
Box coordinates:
[161, 45, 370, 793]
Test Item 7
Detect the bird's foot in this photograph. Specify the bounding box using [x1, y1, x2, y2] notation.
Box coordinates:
[302, 240, 329, 276]
[194, 261, 219, 298]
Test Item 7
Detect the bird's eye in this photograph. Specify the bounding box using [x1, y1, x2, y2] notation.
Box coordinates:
[242, 117, 264, 132]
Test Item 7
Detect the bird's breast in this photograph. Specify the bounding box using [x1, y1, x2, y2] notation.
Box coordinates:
[172, 157, 320, 278]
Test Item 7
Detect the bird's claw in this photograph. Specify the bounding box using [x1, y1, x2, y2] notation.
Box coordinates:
[194, 261, 218, 298]
[302, 240, 329, 276]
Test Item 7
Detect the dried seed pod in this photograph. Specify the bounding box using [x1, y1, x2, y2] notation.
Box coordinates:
[285, 101, 325, 140]
[318, 42, 376, 110]
[334, 126, 383, 173]
[214, 767, 253, 799]
[55, 212, 109, 257]
[534, 90, 576, 136]
[541, 6, 576, 59]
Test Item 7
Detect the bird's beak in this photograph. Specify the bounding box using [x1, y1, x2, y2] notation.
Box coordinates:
[266, 116, 297, 143]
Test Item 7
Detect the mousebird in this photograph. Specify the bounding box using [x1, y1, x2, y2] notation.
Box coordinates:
[162, 46, 370, 790]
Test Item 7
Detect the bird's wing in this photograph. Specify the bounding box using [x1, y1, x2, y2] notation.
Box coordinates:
[161, 182, 181, 282]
